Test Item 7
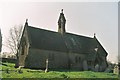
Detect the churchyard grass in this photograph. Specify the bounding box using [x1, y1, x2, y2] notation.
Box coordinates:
[1, 62, 118, 78]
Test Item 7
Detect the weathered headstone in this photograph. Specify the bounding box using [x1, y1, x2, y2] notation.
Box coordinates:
[45, 59, 48, 73]
[113, 65, 119, 75]
[94, 64, 99, 72]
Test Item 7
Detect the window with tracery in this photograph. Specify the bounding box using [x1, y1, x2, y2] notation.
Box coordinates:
[75, 56, 81, 63]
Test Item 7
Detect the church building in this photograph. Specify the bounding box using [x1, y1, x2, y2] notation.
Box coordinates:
[15, 9, 108, 71]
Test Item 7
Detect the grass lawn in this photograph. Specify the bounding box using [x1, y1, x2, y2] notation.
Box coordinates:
[0, 62, 119, 79]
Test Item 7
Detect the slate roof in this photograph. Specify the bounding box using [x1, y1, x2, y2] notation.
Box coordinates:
[27, 26, 68, 52]
[26, 26, 99, 54]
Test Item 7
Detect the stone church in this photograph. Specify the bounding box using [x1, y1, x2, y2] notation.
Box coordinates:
[15, 10, 108, 71]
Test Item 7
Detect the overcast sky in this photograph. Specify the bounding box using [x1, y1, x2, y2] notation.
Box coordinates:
[0, 1, 118, 63]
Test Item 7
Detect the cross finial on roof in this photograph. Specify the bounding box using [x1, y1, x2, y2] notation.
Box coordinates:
[94, 33, 96, 36]
[26, 19, 28, 23]
[61, 9, 63, 13]
[25, 19, 28, 26]
[94, 33, 96, 38]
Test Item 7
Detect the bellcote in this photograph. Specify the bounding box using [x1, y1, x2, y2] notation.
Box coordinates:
[58, 9, 66, 34]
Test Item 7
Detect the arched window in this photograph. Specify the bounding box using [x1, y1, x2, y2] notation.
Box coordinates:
[21, 37, 26, 55]
[75, 56, 78, 63]
[79, 57, 81, 62]
[75, 56, 81, 63]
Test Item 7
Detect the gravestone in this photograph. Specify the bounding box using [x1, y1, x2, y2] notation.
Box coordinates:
[113, 65, 119, 75]
[45, 59, 48, 73]
[94, 64, 99, 72]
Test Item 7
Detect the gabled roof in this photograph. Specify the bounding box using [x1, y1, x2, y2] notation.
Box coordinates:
[27, 26, 68, 52]
[26, 26, 98, 54]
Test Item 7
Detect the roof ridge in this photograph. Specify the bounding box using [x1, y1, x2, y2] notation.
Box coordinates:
[66, 32, 93, 39]
[28, 26, 93, 39]
[28, 26, 58, 33]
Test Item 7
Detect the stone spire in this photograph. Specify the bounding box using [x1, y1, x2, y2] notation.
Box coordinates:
[58, 9, 66, 34]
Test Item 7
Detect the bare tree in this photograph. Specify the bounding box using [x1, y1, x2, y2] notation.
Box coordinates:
[6, 25, 23, 55]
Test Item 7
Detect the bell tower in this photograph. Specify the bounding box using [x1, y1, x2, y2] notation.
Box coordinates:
[58, 9, 66, 34]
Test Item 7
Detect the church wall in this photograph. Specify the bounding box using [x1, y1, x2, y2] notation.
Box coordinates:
[16, 26, 30, 67]
[99, 56, 108, 71]
[24, 48, 87, 70]
[69, 53, 85, 70]
[25, 48, 69, 69]
[18, 45, 28, 66]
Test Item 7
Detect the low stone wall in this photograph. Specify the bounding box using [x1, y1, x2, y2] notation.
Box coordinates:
[1, 58, 16, 63]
